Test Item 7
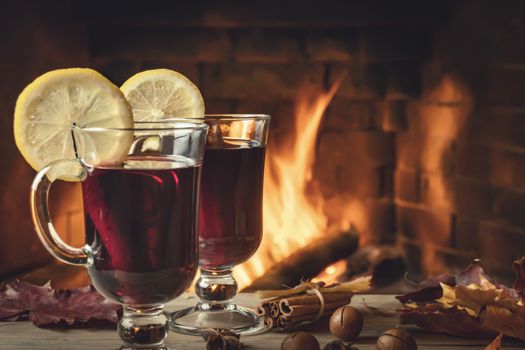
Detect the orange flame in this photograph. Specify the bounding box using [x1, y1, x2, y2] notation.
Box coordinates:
[234, 77, 344, 288]
[415, 74, 472, 276]
[312, 259, 347, 285]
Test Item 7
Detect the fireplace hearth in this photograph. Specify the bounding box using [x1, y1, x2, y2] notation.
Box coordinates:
[1, 0, 524, 289]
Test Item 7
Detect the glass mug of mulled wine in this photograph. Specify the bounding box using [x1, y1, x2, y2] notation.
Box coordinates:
[30, 121, 207, 348]
[169, 114, 270, 335]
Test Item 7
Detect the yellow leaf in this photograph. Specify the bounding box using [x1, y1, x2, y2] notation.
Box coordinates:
[454, 285, 499, 314]
[482, 305, 525, 340]
[436, 283, 478, 316]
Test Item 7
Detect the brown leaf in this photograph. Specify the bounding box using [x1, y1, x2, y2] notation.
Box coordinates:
[437, 283, 501, 316]
[397, 257, 525, 342]
[513, 257, 525, 299]
[398, 303, 496, 338]
[481, 305, 525, 341]
[485, 334, 503, 350]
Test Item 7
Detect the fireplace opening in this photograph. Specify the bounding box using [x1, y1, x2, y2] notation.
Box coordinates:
[1, 0, 524, 291]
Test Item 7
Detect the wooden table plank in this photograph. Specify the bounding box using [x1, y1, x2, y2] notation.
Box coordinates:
[0, 294, 523, 349]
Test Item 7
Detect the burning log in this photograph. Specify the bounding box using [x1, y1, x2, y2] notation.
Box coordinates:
[243, 227, 359, 291]
[342, 245, 405, 287]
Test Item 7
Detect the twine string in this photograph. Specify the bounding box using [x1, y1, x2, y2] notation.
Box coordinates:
[255, 276, 371, 300]
[303, 282, 326, 321]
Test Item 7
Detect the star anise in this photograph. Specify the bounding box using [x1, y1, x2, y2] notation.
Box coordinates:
[201, 328, 243, 350]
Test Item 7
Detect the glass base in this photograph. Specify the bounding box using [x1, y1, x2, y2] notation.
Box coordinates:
[169, 303, 267, 336]
[119, 305, 169, 348]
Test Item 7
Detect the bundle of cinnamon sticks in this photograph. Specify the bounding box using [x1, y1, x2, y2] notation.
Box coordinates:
[256, 276, 370, 331]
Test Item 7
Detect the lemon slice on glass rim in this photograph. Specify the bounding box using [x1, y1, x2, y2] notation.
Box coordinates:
[14, 68, 134, 179]
[120, 69, 204, 121]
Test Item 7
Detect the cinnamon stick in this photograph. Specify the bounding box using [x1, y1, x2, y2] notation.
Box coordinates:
[280, 292, 352, 307]
[256, 275, 371, 330]
[264, 316, 274, 328]
[277, 314, 315, 330]
[269, 301, 280, 318]
[256, 304, 269, 317]
[280, 301, 349, 317]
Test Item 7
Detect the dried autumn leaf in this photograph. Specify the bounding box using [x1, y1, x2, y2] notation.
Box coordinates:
[513, 257, 525, 299]
[0, 282, 32, 320]
[399, 303, 496, 338]
[396, 274, 455, 304]
[481, 305, 525, 340]
[485, 334, 503, 350]
[397, 257, 525, 342]
[435, 277, 525, 340]
[397, 261, 490, 305]
[457, 259, 495, 287]
[437, 283, 500, 316]
[0, 281, 120, 327]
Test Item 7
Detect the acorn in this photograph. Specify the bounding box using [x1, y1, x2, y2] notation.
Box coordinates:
[281, 331, 321, 350]
[376, 328, 417, 350]
[329, 306, 363, 342]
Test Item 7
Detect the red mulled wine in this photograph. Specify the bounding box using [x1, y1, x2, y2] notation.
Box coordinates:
[82, 157, 200, 306]
[198, 145, 266, 269]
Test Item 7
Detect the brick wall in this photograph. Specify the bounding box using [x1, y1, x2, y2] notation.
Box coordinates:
[3, 0, 524, 283]
[0, 0, 88, 279]
[396, 0, 525, 281]
[75, 0, 450, 252]
[82, 0, 524, 282]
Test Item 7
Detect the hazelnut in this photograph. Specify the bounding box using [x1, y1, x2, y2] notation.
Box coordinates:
[322, 339, 359, 350]
[281, 331, 321, 350]
[329, 306, 363, 342]
[376, 328, 417, 350]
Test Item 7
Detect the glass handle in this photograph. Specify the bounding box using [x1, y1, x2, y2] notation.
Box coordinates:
[30, 159, 92, 266]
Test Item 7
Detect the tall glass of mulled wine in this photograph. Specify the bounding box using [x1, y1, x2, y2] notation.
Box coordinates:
[169, 114, 270, 335]
[30, 121, 208, 348]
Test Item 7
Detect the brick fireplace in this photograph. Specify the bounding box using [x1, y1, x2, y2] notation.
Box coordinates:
[1, 0, 524, 286]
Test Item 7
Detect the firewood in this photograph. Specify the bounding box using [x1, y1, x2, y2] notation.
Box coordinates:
[343, 245, 405, 287]
[243, 228, 359, 291]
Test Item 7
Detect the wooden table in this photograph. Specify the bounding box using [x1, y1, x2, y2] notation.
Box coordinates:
[0, 293, 523, 349]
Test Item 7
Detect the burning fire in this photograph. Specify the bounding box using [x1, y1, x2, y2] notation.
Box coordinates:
[412, 74, 472, 276]
[312, 259, 348, 285]
[234, 77, 344, 289]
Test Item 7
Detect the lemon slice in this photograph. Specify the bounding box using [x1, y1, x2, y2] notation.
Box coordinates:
[14, 68, 133, 172]
[120, 69, 204, 121]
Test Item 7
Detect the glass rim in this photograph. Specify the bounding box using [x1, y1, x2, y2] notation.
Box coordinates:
[165, 114, 271, 122]
[72, 120, 209, 132]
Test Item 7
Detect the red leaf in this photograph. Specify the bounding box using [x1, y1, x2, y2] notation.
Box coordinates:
[0, 281, 120, 327]
[396, 274, 455, 304]
[457, 259, 492, 286]
[0, 281, 51, 320]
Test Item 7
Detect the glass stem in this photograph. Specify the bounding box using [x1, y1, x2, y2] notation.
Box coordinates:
[195, 268, 238, 310]
[118, 305, 168, 348]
